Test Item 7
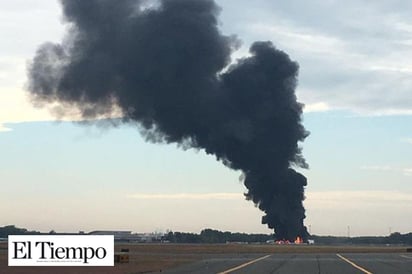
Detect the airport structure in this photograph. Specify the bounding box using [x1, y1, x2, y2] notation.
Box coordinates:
[88, 230, 163, 242]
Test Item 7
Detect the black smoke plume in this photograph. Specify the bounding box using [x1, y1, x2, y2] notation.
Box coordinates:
[28, 0, 309, 240]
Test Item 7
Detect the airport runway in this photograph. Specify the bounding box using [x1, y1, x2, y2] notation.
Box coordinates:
[164, 253, 412, 274]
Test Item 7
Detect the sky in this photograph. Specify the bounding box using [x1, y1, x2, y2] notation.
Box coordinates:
[1, 0, 412, 236]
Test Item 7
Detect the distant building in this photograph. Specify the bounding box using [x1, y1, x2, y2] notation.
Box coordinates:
[88, 230, 163, 242]
[89, 231, 132, 241]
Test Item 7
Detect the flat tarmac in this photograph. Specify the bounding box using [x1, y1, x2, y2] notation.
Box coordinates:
[164, 253, 412, 274]
[2, 243, 412, 273]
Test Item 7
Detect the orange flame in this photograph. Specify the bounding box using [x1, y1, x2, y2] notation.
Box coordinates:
[294, 236, 303, 244]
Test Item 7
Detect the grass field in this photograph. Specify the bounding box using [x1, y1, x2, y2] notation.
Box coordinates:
[0, 242, 410, 274]
[115, 242, 409, 254]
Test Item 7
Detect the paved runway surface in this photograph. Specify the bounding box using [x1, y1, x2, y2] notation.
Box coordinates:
[164, 253, 412, 274]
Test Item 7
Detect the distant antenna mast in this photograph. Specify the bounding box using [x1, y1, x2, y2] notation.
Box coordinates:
[347, 225, 350, 238]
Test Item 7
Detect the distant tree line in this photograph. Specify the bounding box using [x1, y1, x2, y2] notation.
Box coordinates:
[165, 229, 412, 245]
[312, 232, 412, 245]
[0, 225, 41, 238]
[164, 228, 274, 243]
[1, 225, 411, 245]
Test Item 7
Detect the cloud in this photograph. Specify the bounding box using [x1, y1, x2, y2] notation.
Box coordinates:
[249, 23, 346, 57]
[128, 190, 412, 235]
[402, 138, 412, 145]
[0, 87, 54, 132]
[356, 109, 412, 116]
[0, 85, 123, 132]
[306, 190, 412, 205]
[3, 0, 412, 133]
[403, 168, 412, 176]
[0, 124, 12, 132]
[128, 190, 412, 204]
[303, 102, 331, 113]
[361, 165, 412, 176]
[12, 189, 410, 235]
[127, 192, 243, 200]
[220, 1, 412, 116]
[304, 190, 412, 235]
[361, 165, 397, 172]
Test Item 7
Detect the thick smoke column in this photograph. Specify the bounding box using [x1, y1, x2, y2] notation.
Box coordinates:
[28, 0, 309, 240]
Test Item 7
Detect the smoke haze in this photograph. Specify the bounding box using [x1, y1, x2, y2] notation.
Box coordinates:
[28, 0, 309, 240]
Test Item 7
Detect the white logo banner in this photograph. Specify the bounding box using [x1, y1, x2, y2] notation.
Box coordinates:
[8, 235, 114, 266]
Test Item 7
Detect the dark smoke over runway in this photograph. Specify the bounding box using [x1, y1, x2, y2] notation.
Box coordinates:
[28, 0, 309, 240]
